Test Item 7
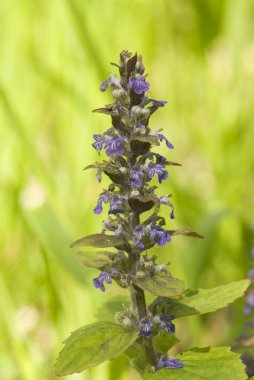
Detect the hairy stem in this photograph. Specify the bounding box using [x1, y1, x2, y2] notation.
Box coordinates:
[129, 212, 157, 367]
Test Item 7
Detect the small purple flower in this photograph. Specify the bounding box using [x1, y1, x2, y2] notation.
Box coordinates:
[104, 136, 125, 157]
[151, 131, 174, 149]
[93, 194, 109, 214]
[139, 319, 153, 339]
[158, 355, 184, 369]
[92, 134, 105, 154]
[158, 314, 175, 334]
[93, 271, 113, 292]
[129, 166, 144, 188]
[247, 268, 254, 282]
[150, 226, 171, 246]
[147, 163, 168, 184]
[156, 155, 167, 164]
[245, 292, 254, 315]
[127, 76, 150, 94]
[133, 225, 146, 248]
[109, 196, 123, 214]
[100, 79, 110, 92]
[100, 75, 121, 92]
[159, 196, 175, 220]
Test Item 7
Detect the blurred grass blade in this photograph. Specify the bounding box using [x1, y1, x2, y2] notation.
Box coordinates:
[21, 202, 86, 283]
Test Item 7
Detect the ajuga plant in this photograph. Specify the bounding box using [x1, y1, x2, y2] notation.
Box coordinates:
[233, 244, 254, 378]
[55, 52, 250, 379]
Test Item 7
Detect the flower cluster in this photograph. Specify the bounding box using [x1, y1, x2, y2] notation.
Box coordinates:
[87, 51, 183, 371]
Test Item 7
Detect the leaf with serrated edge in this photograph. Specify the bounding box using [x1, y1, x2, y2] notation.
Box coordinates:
[55, 322, 137, 376]
[154, 279, 250, 319]
[134, 273, 184, 298]
[70, 234, 123, 248]
[144, 347, 247, 380]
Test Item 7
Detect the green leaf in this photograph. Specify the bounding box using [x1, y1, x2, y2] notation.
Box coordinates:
[77, 250, 115, 269]
[95, 296, 130, 321]
[125, 341, 147, 374]
[168, 279, 250, 318]
[153, 330, 179, 354]
[55, 322, 138, 376]
[134, 273, 185, 298]
[144, 347, 247, 380]
[70, 233, 123, 248]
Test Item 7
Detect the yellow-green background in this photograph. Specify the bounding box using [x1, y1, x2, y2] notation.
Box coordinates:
[1, 0, 253, 379]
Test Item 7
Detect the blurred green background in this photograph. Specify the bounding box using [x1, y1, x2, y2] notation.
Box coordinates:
[1, 0, 254, 379]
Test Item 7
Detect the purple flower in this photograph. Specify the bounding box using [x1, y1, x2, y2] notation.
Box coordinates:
[102, 218, 123, 236]
[245, 292, 254, 315]
[129, 166, 144, 188]
[158, 134, 174, 149]
[100, 75, 121, 92]
[158, 356, 184, 369]
[151, 131, 174, 149]
[93, 271, 113, 292]
[93, 194, 109, 214]
[139, 319, 153, 339]
[133, 225, 146, 248]
[92, 134, 104, 154]
[159, 196, 175, 220]
[247, 268, 254, 282]
[100, 79, 110, 92]
[104, 136, 125, 157]
[147, 163, 168, 183]
[108, 196, 123, 214]
[150, 226, 171, 246]
[158, 314, 175, 334]
[127, 76, 150, 94]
